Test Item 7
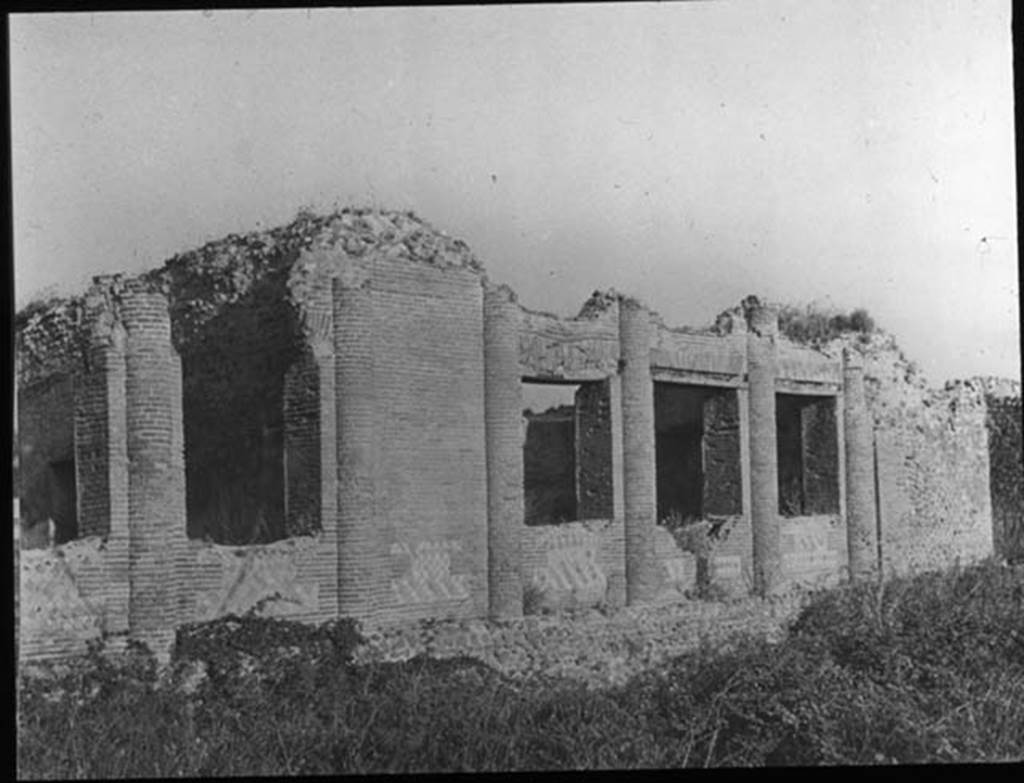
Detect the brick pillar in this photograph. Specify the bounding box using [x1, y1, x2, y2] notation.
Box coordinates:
[286, 266, 339, 620]
[74, 288, 130, 639]
[122, 281, 187, 658]
[483, 283, 523, 620]
[619, 298, 660, 605]
[746, 301, 782, 596]
[333, 272, 382, 618]
[843, 347, 879, 580]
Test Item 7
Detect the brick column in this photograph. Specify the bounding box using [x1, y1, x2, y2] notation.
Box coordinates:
[483, 283, 523, 620]
[606, 374, 627, 609]
[333, 271, 382, 618]
[843, 347, 879, 580]
[746, 301, 782, 596]
[74, 288, 131, 640]
[619, 298, 660, 605]
[121, 281, 187, 658]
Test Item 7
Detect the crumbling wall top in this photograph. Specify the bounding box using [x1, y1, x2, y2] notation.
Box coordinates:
[967, 376, 1021, 401]
[15, 274, 161, 387]
[144, 207, 483, 352]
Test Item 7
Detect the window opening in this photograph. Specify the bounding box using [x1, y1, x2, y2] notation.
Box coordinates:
[776, 393, 840, 517]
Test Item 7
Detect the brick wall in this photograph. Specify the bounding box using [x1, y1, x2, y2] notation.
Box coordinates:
[985, 393, 1022, 562]
[875, 384, 993, 576]
[19, 540, 108, 661]
[370, 257, 489, 622]
[16, 210, 1011, 664]
[575, 380, 615, 520]
[332, 260, 384, 619]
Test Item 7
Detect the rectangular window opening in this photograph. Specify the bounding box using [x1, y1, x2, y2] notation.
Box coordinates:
[655, 383, 742, 525]
[523, 380, 613, 525]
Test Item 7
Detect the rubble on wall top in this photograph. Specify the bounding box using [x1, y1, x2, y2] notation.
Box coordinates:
[16, 206, 486, 367]
[149, 206, 483, 286]
[14, 293, 88, 387]
[150, 206, 483, 346]
[961, 376, 1022, 400]
[576, 289, 620, 319]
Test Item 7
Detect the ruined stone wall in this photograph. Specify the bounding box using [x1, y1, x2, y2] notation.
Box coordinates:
[978, 380, 1023, 562]
[17, 208, 1009, 663]
[874, 382, 993, 576]
[355, 593, 802, 689]
[17, 279, 185, 660]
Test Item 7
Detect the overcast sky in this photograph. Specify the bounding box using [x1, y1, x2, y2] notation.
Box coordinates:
[10, 2, 1018, 385]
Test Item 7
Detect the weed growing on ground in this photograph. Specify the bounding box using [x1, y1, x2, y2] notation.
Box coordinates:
[16, 560, 1024, 777]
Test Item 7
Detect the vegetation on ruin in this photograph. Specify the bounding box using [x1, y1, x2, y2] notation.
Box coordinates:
[777, 302, 877, 347]
[17, 559, 1023, 775]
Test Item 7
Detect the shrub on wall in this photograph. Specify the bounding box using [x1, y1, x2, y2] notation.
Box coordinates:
[777, 303, 877, 347]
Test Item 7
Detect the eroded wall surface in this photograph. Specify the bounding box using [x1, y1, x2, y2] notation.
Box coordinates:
[19, 539, 116, 661]
[875, 383, 994, 575]
[981, 381, 1023, 562]
[521, 520, 626, 612]
[186, 536, 332, 623]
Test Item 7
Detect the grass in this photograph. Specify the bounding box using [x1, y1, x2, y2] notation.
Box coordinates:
[17, 560, 1024, 776]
